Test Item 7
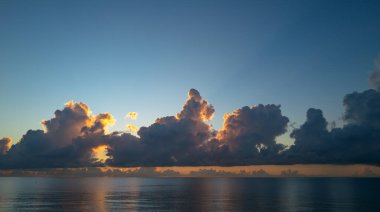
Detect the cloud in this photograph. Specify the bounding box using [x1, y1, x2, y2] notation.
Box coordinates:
[105, 132, 144, 166]
[369, 71, 380, 91]
[136, 116, 213, 166]
[81, 112, 116, 135]
[41, 100, 93, 148]
[125, 112, 138, 120]
[280, 169, 303, 177]
[176, 89, 214, 121]
[216, 105, 289, 165]
[284, 108, 331, 163]
[126, 124, 139, 132]
[343, 89, 380, 128]
[0, 137, 11, 155]
[369, 59, 380, 91]
[108, 89, 215, 166]
[284, 88, 380, 164]
[3, 69, 380, 169]
[0, 101, 118, 168]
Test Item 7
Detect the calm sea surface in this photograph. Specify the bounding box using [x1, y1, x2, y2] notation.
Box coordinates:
[0, 177, 379, 211]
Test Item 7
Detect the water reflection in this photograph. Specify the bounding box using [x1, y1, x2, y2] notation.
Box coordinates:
[0, 177, 379, 211]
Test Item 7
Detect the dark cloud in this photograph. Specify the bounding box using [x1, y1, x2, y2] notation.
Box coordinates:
[343, 89, 380, 128]
[285, 88, 380, 164]
[0, 130, 53, 168]
[0, 102, 116, 168]
[136, 117, 213, 166]
[216, 105, 289, 165]
[2, 75, 380, 168]
[107, 89, 216, 166]
[103, 132, 143, 166]
[284, 108, 332, 163]
[108, 91, 290, 166]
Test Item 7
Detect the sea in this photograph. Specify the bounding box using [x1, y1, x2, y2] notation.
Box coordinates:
[0, 177, 379, 211]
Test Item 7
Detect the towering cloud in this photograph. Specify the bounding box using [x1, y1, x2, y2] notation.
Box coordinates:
[41, 101, 92, 148]
[216, 105, 289, 164]
[108, 89, 216, 166]
[285, 109, 332, 163]
[176, 89, 214, 121]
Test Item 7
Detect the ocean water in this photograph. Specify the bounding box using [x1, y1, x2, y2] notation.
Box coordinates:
[0, 177, 379, 211]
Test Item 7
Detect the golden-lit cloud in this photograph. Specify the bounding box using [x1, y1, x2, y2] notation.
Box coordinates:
[92, 145, 109, 162]
[126, 124, 139, 132]
[40, 100, 96, 147]
[64, 100, 92, 116]
[91, 112, 116, 135]
[125, 112, 138, 120]
[2, 81, 380, 169]
[0, 137, 11, 155]
[176, 88, 214, 121]
[217, 113, 234, 140]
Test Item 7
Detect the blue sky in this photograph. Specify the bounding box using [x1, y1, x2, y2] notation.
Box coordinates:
[1, 0, 380, 144]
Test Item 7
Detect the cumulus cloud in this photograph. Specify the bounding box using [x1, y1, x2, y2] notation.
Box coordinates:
[81, 112, 115, 135]
[216, 105, 289, 165]
[136, 116, 213, 166]
[343, 89, 380, 128]
[125, 112, 138, 120]
[176, 89, 214, 121]
[284, 108, 332, 163]
[281, 60, 380, 165]
[285, 88, 380, 164]
[3, 70, 380, 169]
[108, 89, 216, 166]
[0, 137, 11, 155]
[0, 89, 217, 168]
[0, 101, 118, 168]
[41, 101, 92, 148]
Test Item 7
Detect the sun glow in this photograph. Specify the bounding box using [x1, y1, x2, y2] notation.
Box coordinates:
[92, 145, 109, 162]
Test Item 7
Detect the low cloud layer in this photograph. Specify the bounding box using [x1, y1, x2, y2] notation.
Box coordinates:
[2, 67, 380, 168]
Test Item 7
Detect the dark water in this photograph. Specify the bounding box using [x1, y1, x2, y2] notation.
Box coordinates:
[0, 177, 379, 211]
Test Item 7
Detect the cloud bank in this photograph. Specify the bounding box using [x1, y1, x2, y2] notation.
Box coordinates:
[1, 68, 380, 168]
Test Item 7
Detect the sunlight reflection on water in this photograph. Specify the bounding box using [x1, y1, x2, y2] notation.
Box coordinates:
[0, 177, 379, 211]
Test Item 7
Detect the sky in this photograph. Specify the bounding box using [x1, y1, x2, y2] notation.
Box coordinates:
[1, 0, 380, 169]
